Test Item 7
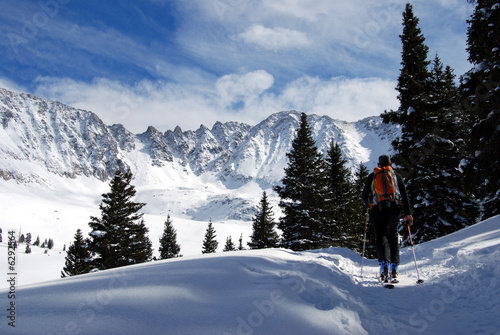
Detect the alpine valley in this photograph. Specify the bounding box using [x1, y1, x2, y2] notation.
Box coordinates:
[0, 87, 399, 262]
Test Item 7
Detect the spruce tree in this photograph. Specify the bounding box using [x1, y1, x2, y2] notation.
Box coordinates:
[381, 4, 479, 244]
[461, 0, 500, 219]
[238, 233, 244, 251]
[401, 55, 480, 243]
[88, 170, 152, 270]
[248, 191, 279, 249]
[382, 3, 430, 133]
[274, 113, 327, 251]
[61, 229, 92, 277]
[223, 236, 236, 252]
[34, 235, 40, 246]
[202, 220, 218, 254]
[159, 215, 182, 259]
[323, 140, 356, 249]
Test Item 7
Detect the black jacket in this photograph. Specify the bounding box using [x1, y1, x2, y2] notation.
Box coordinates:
[361, 170, 412, 216]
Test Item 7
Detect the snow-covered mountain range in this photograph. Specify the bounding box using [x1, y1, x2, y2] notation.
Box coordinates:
[0, 87, 399, 253]
[0, 87, 398, 191]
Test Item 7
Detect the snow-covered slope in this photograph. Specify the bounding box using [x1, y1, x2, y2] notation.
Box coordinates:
[1, 215, 498, 334]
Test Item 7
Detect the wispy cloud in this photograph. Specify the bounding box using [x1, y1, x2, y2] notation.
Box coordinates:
[30, 72, 397, 133]
[238, 25, 310, 51]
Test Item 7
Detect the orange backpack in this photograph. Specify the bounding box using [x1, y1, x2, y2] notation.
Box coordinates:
[371, 166, 402, 210]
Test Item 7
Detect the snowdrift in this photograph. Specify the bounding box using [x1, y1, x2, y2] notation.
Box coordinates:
[1, 215, 499, 335]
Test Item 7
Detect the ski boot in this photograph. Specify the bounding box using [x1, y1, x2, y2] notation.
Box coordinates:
[380, 260, 389, 283]
[390, 263, 399, 283]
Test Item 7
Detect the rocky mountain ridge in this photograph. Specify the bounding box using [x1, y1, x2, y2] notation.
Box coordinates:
[0, 87, 399, 191]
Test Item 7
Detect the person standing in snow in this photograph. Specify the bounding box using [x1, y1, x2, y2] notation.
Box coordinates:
[362, 155, 413, 281]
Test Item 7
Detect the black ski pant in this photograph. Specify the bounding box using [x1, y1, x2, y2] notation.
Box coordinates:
[371, 208, 401, 265]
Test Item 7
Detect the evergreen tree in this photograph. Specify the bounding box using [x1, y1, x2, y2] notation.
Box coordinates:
[47, 238, 55, 250]
[159, 215, 182, 259]
[25, 243, 31, 254]
[401, 55, 480, 243]
[238, 233, 244, 251]
[461, 0, 500, 219]
[88, 170, 152, 270]
[323, 140, 357, 249]
[382, 2, 431, 163]
[18, 234, 25, 244]
[381, 4, 479, 244]
[61, 229, 93, 277]
[33, 235, 40, 246]
[202, 220, 218, 254]
[274, 113, 326, 251]
[248, 191, 279, 249]
[223, 236, 236, 252]
[26, 232, 32, 245]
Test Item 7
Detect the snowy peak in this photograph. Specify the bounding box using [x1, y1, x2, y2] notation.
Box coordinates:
[0, 87, 400, 188]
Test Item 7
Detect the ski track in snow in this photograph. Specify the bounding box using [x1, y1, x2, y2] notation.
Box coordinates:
[0, 215, 499, 334]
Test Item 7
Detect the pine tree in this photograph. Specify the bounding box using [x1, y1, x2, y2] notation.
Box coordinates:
[274, 113, 326, 251]
[202, 220, 218, 254]
[223, 236, 236, 252]
[88, 170, 152, 270]
[400, 55, 480, 243]
[238, 233, 244, 251]
[33, 235, 40, 246]
[380, 4, 479, 244]
[382, 2, 431, 166]
[159, 215, 182, 259]
[25, 244, 31, 254]
[61, 229, 93, 277]
[461, 0, 500, 219]
[47, 238, 54, 250]
[248, 191, 279, 249]
[323, 140, 357, 248]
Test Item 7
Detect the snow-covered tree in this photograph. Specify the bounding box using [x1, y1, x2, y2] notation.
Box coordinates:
[88, 169, 152, 270]
[61, 229, 92, 277]
[202, 220, 218, 254]
[382, 4, 479, 244]
[159, 215, 182, 259]
[248, 191, 279, 249]
[223, 236, 236, 252]
[461, 0, 500, 219]
[274, 113, 327, 251]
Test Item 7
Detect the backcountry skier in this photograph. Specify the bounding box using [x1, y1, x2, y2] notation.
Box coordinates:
[362, 155, 413, 282]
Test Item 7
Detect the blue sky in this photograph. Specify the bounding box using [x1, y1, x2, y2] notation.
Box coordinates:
[0, 0, 474, 132]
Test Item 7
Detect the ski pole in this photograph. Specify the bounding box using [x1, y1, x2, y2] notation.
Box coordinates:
[407, 223, 424, 284]
[360, 208, 370, 278]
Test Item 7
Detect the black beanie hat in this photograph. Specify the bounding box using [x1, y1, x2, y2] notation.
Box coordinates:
[379, 155, 391, 166]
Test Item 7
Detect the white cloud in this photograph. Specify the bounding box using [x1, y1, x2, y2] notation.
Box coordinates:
[238, 24, 310, 51]
[216, 70, 274, 105]
[31, 73, 397, 133]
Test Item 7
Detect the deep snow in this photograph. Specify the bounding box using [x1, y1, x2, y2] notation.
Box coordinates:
[1, 214, 499, 334]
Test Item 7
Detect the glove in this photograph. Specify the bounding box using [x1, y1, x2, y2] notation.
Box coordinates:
[404, 215, 413, 226]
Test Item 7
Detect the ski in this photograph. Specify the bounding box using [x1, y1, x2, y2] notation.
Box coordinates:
[378, 276, 395, 289]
